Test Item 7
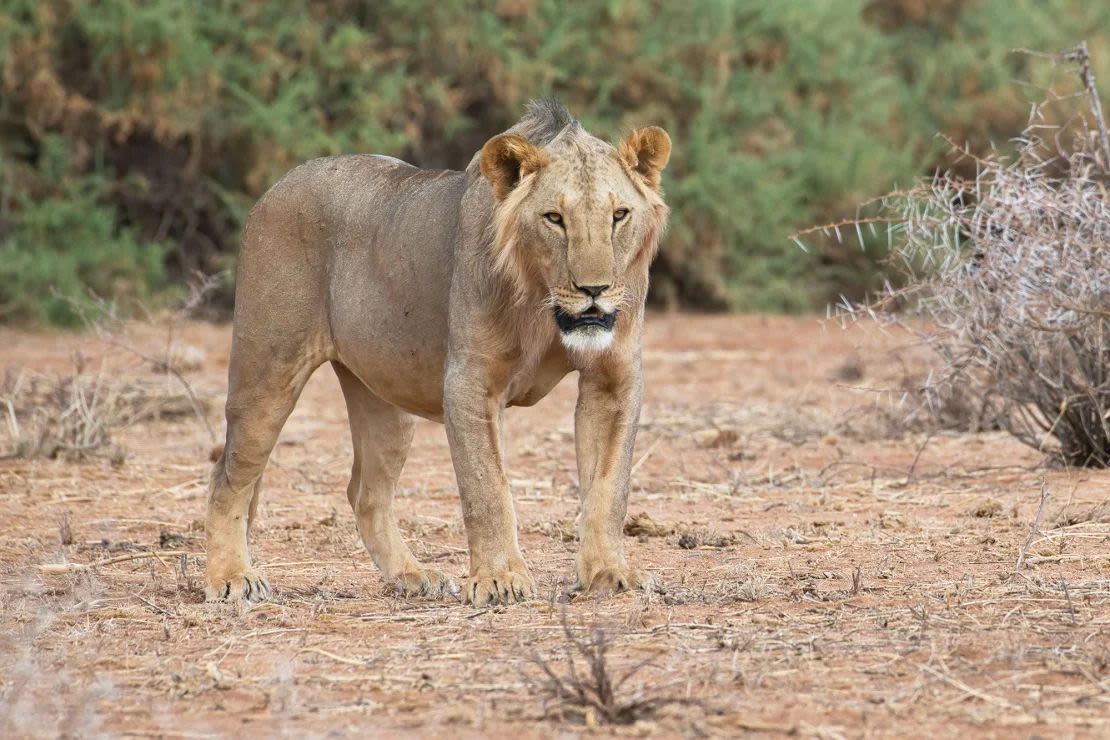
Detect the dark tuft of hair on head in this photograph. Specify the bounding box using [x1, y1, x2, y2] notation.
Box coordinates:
[510, 99, 581, 145]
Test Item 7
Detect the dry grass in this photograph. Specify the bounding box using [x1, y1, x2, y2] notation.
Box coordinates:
[0, 362, 205, 461]
[1, 290, 218, 462]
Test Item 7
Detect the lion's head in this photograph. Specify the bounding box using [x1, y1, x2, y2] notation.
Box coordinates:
[479, 117, 671, 354]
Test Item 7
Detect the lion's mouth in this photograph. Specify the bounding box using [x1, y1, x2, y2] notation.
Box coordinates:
[553, 305, 616, 333]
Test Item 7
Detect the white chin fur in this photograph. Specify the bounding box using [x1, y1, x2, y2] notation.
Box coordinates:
[559, 327, 614, 354]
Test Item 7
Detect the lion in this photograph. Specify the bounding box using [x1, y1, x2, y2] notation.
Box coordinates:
[206, 100, 671, 606]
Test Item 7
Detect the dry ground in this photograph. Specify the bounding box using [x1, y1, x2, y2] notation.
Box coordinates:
[1, 314, 1108, 738]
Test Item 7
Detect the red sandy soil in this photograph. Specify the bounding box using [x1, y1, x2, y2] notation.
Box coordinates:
[1, 314, 1107, 738]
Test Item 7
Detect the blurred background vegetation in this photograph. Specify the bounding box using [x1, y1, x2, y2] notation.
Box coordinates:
[1, 0, 1108, 325]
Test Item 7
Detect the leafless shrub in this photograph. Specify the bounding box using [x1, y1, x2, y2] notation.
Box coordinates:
[840, 44, 1110, 466]
[525, 614, 693, 725]
[1052, 500, 1110, 526]
[735, 569, 772, 602]
[0, 361, 205, 460]
[900, 374, 1007, 435]
[57, 514, 73, 547]
[835, 371, 1006, 442]
[178, 270, 226, 320]
[2, 287, 220, 459]
[78, 292, 217, 442]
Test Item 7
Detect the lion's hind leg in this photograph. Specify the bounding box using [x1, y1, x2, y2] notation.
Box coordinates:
[206, 350, 320, 603]
[334, 364, 458, 598]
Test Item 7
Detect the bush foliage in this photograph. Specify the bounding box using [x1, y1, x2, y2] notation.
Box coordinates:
[860, 45, 1110, 466]
[1, 0, 1109, 323]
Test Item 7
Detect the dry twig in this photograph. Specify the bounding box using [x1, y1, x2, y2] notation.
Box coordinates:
[1063, 42, 1110, 169]
[38, 550, 195, 574]
[1015, 480, 1050, 572]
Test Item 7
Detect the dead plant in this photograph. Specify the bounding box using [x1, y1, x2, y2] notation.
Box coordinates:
[525, 613, 694, 725]
[0, 360, 205, 461]
[0, 281, 221, 460]
[825, 43, 1110, 466]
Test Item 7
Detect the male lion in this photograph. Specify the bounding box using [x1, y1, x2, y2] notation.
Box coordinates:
[206, 101, 671, 607]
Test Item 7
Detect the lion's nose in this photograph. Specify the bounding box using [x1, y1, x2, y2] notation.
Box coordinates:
[574, 283, 609, 298]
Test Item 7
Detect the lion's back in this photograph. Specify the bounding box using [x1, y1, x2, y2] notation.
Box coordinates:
[238, 153, 467, 273]
[232, 152, 465, 366]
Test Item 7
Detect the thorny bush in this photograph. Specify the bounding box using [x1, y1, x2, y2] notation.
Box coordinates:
[858, 46, 1110, 466]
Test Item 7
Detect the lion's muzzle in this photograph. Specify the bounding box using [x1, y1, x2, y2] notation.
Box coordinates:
[553, 305, 617, 333]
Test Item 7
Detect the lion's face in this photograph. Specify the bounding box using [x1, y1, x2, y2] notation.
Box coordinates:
[480, 126, 671, 354]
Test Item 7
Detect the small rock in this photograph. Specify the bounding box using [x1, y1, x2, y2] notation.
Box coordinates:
[162, 342, 206, 373]
[159, 530, 193, 548]
[693, 428, 739, 449]
[971, 499, 1003, 518]
[879, 512, 907, 530]
[624, 512, 673, 537]
[677, 532, 699, 549]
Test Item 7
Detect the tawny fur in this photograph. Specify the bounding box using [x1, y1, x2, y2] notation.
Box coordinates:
[205, 100, 671, 607]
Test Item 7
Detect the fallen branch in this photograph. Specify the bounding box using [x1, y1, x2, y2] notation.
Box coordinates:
[1025, 553, 1110, 564]
[630, 436, 663, 476]
[299, 647, 375, 667]
[917, 662, 1022, 711]
[38, 550, 196, 574]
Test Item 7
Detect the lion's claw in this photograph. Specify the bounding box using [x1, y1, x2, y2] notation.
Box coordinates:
[206, 570, 271, 603]
[389, 568, 459, 599]
[577, 566, 658, 596]
[466, 565, 535, 606]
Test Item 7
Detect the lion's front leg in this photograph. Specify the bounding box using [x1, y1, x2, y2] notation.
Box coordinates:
[574, 355, 658, 596]
[444, 362, 535, 607]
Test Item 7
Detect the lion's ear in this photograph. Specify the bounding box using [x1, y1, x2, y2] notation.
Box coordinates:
[617, 126, 672, 189]
[479, 134, 549, 200]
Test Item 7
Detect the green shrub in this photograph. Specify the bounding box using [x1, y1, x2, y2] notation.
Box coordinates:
[1, 0, 1109, 324]
[0, 168, 169, 326]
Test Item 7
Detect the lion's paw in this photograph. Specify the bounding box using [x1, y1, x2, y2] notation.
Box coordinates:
[206, 569, 271, 603]
[388, 568, 459, 599]
[466, 563, 535, 606]
[577, 565, 658, 597]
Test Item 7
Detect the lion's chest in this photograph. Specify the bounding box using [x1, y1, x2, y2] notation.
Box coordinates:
[505, 353, 573, 409]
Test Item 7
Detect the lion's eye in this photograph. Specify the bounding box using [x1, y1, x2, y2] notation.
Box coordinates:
[543, 212, 564, 226]
[613, 208, 629, 223]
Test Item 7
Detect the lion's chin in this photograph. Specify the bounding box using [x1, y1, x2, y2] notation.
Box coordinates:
[558, 325, 615, 354]
[553, 306, 617, 354]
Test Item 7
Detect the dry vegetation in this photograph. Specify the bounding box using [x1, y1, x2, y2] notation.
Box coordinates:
[0, 315, 1107, 737]
[0, 363, 204, 462]
[841, 44, 1110, 467]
